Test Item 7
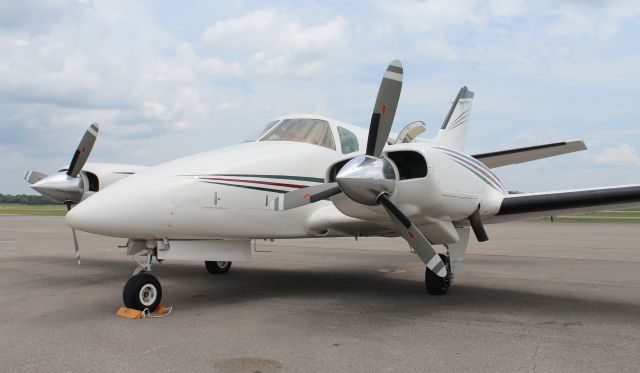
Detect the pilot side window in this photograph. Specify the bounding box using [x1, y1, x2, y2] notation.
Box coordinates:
[261, 118, 336, 150]
[337, 126, 359, 154]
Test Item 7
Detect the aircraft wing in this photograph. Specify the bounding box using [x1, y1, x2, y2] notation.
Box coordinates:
[473, 140, 587, 169]
[486, 185, 640, 223]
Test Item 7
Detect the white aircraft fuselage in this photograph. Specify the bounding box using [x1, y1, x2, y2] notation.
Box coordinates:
[66, 114, 504, 244]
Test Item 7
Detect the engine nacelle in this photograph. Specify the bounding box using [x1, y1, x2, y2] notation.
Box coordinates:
[78, 163, 147, 200]
[32, 162, 147, 204]
[326, 143, 486, 226]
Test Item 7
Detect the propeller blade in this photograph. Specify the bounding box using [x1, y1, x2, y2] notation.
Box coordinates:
[469, 206, 489, 242]
[365, 60, 403, 157]
[378, 194, 447, 278]
[71, 228, 81, 265]
[272, 182, 341, 211]
[67, 122, 99, 178]
[66, 203, 81, 265]
[24, 170, 48, 185]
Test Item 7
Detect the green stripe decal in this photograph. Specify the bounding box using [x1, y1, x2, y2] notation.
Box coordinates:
[434, 146, 502, 182]
[452, 160, 502, 192]
[207, 174, 324, 183]
[202, 181, 288, 194]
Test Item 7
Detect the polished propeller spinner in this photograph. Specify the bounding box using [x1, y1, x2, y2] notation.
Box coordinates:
[273, 60, 448, 278]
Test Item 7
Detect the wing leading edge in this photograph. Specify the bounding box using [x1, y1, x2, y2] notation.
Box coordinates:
[473, 140, 587, 169]
[487, 185, 640, 223]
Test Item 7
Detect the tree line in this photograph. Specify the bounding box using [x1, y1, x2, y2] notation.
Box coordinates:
[0, 194, 60, 205]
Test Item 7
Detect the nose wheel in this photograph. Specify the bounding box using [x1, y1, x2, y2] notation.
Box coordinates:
[123, 272, 162, 312]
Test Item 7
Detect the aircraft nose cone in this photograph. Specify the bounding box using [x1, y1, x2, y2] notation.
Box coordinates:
[66, 173, 175, 238]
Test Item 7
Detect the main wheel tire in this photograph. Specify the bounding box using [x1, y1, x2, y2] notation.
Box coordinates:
[123, 273, 162, 312]
[425, 254, 451, 295]
[205, 261, 232, 274]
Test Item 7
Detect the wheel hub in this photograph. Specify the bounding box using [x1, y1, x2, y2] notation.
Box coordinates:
[139, 284, 157, 306]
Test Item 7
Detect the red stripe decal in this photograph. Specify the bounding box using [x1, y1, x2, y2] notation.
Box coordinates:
[408, 230, 415, 239]
[445, 152, 504, 190]
[200, 177, 308, 189]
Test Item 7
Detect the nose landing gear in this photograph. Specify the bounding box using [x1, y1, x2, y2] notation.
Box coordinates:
[123, 248, 162, 312]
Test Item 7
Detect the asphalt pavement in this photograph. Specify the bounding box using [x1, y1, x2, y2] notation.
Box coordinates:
[1, 215, 639, 372]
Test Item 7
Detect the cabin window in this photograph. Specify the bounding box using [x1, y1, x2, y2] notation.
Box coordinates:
[337, 126, 359, 154]
[261, 118, 336, 150]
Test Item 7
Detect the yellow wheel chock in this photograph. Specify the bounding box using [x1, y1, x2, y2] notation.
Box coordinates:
[116, 305, 172, 319]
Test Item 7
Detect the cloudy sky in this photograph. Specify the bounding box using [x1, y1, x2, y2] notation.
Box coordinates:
[2, 0, 639, 194]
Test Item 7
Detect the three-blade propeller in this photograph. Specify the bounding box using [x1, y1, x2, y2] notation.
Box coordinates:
[273, 60, 448, 278]
[25, 123, 99, 265]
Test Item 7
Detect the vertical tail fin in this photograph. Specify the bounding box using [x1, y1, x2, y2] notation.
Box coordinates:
[433, 86, 474, 151]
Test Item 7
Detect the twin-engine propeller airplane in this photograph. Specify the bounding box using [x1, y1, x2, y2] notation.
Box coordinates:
[26, 60, 640, 312]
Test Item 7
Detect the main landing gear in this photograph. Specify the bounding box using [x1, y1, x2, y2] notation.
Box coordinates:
[123, 249, 162, 312]
[425, 254, 452, 295]
[205, 261, 232, 274]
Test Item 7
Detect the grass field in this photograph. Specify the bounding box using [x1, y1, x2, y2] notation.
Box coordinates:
[0, 204, 67, 216]
[539, 215, 640, 223]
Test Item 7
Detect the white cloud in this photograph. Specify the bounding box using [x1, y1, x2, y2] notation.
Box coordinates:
[198, 57, 245, 78]
[546, 1, 640, 40]
[201, 10, 348, 77]
[511, 129, 566, 146]
[215, 101, 242, 111]
[1, 1, 639, 195]
[594, 144, 640, 166]
[415, 38, 461, 60]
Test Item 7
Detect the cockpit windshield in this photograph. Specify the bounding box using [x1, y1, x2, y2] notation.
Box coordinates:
[243, 120, 280, 142]
[260, 118, 336, 150]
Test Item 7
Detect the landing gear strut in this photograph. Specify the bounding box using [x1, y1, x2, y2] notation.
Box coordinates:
[205, 261, 232, 274]
[123, 249, 162, 311]
[425, 254, 452, 295]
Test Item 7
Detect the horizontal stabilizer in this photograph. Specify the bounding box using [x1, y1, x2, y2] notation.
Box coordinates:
[487, 185, 640, 223]
[473, 140, 587, 169]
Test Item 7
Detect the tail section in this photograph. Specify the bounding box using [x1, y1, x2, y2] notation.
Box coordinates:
[434, 86, 474, 151]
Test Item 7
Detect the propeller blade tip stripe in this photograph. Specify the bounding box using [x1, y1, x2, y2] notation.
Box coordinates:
[88, 125, 99, 137]
[426, 254, 441, 269]
[383, 71, 403, 82]
[431, 261, 446, 277]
